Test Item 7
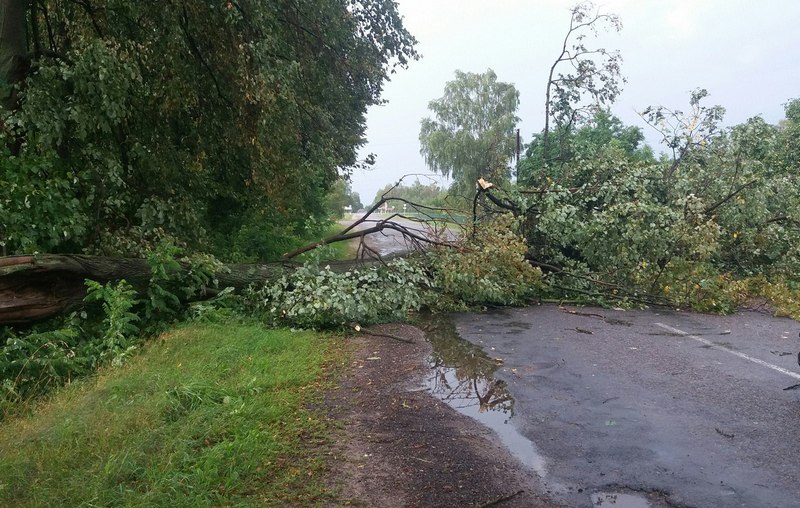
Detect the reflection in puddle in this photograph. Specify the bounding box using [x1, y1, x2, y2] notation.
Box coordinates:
[421, 316, 547, 476]
[592, 491, 651, 507]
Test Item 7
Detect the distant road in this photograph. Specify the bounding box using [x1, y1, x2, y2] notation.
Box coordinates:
[450, 305, 800, 507]
[339, 213, 458, 257]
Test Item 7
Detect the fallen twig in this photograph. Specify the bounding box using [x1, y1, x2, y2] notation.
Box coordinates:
[715, 427, 735, 438]
[354, 325, 415, 344]
[559, 306, 606, 319]
[478, 489, 525, 508]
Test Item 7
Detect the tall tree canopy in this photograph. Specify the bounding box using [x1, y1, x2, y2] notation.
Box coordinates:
[538, 0, 624, 172]
[518, 109, 653, 185]
[0, 0, 417, 259]
[419, 69, 519, 195]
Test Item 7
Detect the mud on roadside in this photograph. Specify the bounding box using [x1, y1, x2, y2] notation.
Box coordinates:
[324, 323, 558, 507]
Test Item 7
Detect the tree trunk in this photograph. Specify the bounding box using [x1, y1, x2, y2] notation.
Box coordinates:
[0, 254, 385, 325]
[0, 254, 292, 324]
[0, 199, 449, 325]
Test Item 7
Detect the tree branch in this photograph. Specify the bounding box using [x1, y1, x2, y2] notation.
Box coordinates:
[178, 5, 233, 108]
[702, 179, 758, 217]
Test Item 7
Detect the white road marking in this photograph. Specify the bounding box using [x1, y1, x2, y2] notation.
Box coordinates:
[654, 322, 800, 381]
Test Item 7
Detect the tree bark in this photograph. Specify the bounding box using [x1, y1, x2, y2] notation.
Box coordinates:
[0, 254, 299, 324]
[0, 254, 389, 324]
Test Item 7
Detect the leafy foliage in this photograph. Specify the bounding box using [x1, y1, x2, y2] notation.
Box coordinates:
[516, 92, 800, 313]
[242, 214, 548, 327]
[426, 214, 543, 309]
[143, 244, 222, 325]
[84, 279, 140, 366]
[246, 257, 429, 329]
[519, 109, 653, 184]
[1, 0, 417, 260]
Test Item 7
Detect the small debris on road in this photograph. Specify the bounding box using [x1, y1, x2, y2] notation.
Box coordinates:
[559, 306, 606, 319]
[605, 318, 633, 326]
[715, 428, 735, 439]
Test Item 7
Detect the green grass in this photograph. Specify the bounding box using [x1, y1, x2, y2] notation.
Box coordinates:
[0, 320, 345, 507]
[321, 224, 355, 261]
[296, 222, 356, 262]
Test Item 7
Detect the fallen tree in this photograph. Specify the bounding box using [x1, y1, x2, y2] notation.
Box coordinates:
[0, 254, 289, 324]
[0, 186, 464, 325]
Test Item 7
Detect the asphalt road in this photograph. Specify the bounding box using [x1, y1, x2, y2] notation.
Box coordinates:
[448, 305, 800, 508]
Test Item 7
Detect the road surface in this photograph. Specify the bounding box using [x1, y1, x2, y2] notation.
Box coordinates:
[433, 305, 800, 507]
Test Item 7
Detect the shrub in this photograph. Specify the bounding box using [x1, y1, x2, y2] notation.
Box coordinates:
[427, 214, 543, 309]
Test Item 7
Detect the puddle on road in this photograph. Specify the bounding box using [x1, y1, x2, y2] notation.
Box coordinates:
[591, 491, 651, 507]
[420, 315, 547, 477]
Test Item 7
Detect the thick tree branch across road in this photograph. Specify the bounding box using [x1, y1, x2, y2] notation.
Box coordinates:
[0, 191, 463, 325]
[0, 255, 284, 324]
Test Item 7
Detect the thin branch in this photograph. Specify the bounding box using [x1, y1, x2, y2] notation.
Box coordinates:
[282, 215, 456, 259]
[178, 6, 233, 108]
[703, 179, 758, 216]
[285, 175, 463, 259]
[67, 0, 104, 37]
[355, 325, 415, 344]
[478, 490, 525, 508]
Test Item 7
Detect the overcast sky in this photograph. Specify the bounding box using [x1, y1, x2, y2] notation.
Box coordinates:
[350, 0, 800, 203]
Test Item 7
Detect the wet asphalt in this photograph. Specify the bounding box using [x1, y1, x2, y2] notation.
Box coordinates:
[448, 305, 800, 508]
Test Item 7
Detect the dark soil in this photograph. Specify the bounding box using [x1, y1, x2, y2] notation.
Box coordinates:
[325, 323, 559, 507]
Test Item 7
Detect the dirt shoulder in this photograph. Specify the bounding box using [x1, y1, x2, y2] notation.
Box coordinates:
[325, 323, 558, 507]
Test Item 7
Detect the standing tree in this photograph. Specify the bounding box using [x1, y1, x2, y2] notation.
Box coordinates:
[419, 69, 519, 195]
[324, 178, 362, 218]
[518, 109, 653, 184]
[537, 1, 624, 174]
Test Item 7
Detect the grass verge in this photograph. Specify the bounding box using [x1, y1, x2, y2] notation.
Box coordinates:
[296, 222, 357, 262]
[322, 223, 356, 260]
[0, 320, 347, 507]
